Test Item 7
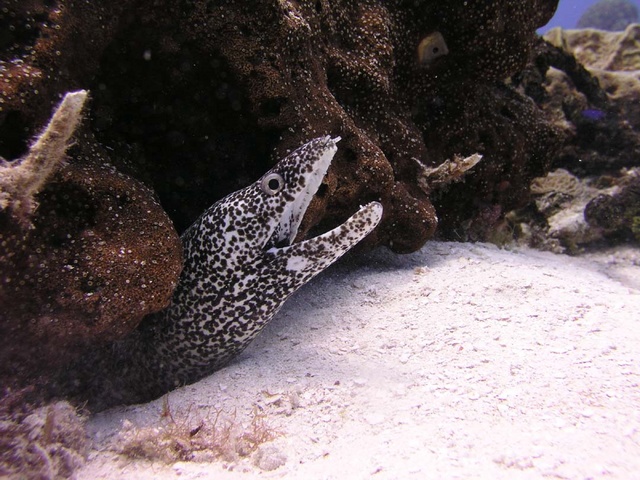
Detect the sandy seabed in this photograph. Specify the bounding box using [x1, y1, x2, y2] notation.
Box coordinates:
[77, 241, 640, 479]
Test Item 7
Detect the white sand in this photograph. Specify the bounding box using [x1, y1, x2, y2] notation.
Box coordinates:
[77, 241, 640, 479]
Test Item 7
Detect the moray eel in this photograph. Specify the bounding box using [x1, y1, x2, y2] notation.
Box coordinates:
[132, 136, 383, 395]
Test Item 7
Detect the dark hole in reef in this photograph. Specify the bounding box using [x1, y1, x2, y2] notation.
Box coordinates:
[341, 148, 357, 165]
[0, 110, 30, 160]
[605, 84, 618, 95]
[315, 1, 323, 13]
[86, 13, 287, 234]
[499, 106, 515, 120]
[478, 131, 495, 151]
[316, 183, 328, 197]
[260, 97, 286, 118]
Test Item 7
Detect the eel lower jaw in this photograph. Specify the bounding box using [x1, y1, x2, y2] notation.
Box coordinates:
[267, 201, 383, 257]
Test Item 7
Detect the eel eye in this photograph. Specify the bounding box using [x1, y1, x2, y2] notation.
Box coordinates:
[261, 173, 284, 195]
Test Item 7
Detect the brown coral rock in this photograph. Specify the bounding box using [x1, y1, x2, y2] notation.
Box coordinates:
[0, 131, 182, 386]
[74, 0, 558, 250]
[585, 171, 640, 238]
[0, 0, 131, 159]
[501, 27, 640, 251]
[1, 1, 561, 252]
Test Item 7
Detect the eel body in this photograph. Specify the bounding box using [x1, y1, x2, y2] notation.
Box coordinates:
[139, 136, 383, 393]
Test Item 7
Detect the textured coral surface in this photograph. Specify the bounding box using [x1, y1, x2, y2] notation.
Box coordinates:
[1, 0, 560, 250]
[503, 24, 640, 252]
[545, 24, 640, 136]
[0, 135, 182, 384]
[0, 396, 88, 479]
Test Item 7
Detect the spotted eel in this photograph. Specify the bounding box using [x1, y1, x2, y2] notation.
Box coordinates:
[101, 136, 382, 400]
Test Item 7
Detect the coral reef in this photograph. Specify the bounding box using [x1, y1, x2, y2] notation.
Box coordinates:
[585, 170, 640, 240]
[0, 92, 182, 387]
[577, 0, 639, 31]
[0, 0, 560, 252]
[546, 23, 640, 71]
[516, 28, 640, 176]
[508, 167, 640, 253]
[0, 1, 130, 159]
[526, 168, 609, 251]
[545, 24, 640, 140]
[0, 91, 87, 227]
[0, 393, 88, 479]
[0, 0, 563, 398]
[502, 24, 640, 252]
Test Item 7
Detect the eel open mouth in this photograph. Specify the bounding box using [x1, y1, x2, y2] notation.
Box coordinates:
[281, 136, 339, 246]
[271, 137, 382, 257]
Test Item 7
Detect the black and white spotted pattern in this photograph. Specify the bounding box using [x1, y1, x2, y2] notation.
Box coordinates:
[144, 136, 382, 391]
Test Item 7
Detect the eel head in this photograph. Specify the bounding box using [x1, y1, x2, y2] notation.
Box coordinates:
[187, 136, 383, 286]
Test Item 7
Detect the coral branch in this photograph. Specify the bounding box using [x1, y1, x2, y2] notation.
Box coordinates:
[416, 153, 483, 193]
[0, 90, 88, 226]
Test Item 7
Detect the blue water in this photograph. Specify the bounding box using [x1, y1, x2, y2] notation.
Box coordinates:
[540, 0, 640, 32]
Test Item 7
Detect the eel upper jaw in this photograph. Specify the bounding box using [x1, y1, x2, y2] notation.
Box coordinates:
[268, 136, 340, 249]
